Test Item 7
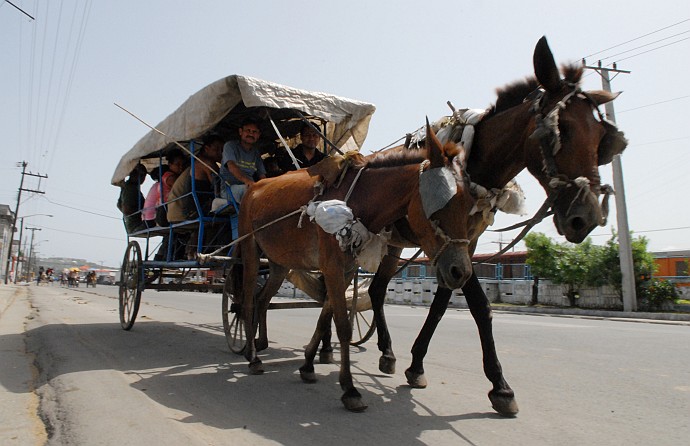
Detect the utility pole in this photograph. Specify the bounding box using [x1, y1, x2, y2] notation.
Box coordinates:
[3, 162, 48, 284]
[582, 60, 636, 312]
[491, 236, 505, 303]
[25, 227, 41, 281]
[14, 217, 25, 284]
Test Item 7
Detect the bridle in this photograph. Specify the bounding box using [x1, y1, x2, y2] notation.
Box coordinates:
[481, 85, 624, 262]
[529, 85, 616, 227]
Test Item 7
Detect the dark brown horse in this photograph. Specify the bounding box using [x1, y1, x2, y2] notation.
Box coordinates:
[235, 125, 475, 411]
[364, 36, 627, 416]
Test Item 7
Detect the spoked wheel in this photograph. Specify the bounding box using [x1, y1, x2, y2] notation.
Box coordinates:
[119, 241, 143, 331]
[350, 306, 376, 346]
[348, 272, 377, 346]
[222, 266, 246, 354]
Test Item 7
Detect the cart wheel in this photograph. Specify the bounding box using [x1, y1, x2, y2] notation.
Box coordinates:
[222, 271, 246, 354]
[119, 241, 143, 331]
[350, 306, 376, 346]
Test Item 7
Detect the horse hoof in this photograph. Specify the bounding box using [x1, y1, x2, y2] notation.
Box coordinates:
[248, 360, 264, 375]
[341, 389, 368, 412]
[405, 368, 427, 388]
[319, 351, 334, 364]
[255, 338, 269, 352]
[489, 390, 519, 417]
[379, 356, 396, 374]
[299, 366, 317, 383]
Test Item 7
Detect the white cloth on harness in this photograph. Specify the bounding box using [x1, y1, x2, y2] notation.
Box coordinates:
[410, 107, 527, 226]
[437, 108, 485, 159]
[470, 180, 527, 226]
[306, 199, 390, 272]
[419, 166, 457, 219]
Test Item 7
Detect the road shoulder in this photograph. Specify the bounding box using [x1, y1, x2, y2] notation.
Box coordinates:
[0, 285, 48, 445]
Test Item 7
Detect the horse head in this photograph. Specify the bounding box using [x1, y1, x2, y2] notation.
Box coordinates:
[526, 36, 627, 243]
[411, 120, 474, 289]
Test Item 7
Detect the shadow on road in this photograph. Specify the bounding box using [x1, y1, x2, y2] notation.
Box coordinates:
[3, 317, 508, 445]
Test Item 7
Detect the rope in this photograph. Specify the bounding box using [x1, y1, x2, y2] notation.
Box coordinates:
[344, 167, 365, 203]
[199, 207, 306, 260]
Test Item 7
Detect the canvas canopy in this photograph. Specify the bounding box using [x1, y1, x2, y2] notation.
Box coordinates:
[112, 74, 376, 185]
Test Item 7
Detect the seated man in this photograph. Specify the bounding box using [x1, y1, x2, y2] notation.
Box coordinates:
[218, 117, 266, 203]
[167, 135, 224, 222]
[117, 164, 148, 233]
[276, 122, 326, 173]
[166, 135, 225, 259]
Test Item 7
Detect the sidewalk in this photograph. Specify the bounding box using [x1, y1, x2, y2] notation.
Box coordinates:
[488, 302, 690, 325]
[0, 285, 48, 445]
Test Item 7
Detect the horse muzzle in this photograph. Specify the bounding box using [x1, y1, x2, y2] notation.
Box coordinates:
[434, 245, 473, 290]
[553, 187, 602, 243]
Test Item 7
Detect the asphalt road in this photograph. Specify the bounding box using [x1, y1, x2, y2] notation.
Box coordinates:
[2, 284, 690, 445]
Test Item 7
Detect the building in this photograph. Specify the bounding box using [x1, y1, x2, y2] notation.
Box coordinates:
[0, 204, 17, 281]
[652, 250, 690, 287]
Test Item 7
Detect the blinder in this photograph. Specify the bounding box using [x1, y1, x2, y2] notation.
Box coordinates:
[419, 165, 457, 218]
[597, 119, 628, 165]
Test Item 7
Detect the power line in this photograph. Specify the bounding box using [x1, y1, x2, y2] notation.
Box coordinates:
[616, 36, 690, 63]
[40, 196, 121, 220]
[32, 224, 124, 241]
[583, 18, 690, 59]
[629, 136, 690, 147]
[617, 95, 690, 114]
[599, 30, 690, 62]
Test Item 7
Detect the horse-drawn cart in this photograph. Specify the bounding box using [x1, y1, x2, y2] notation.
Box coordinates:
[112, 75, 378, 346]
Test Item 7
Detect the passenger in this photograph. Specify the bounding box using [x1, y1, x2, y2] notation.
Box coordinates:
[218, 117, 266, 203]
[141, 165, 167, 227]
[167, 135, 224, 222]
[167, 135, 225, 259]
[276, 122, 326, 173]
[154, 149, 187, 227]
[117, 164, 148, 233]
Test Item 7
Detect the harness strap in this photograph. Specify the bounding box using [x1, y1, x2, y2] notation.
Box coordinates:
[479, 193, 556, 265]
[429, 219, 470, 266]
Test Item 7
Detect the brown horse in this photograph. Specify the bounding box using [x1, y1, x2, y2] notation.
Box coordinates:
[235, 125, 475, 411]
[362, 36, 628, 416]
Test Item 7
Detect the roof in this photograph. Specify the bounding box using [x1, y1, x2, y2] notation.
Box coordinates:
[112, 75, 376, 185]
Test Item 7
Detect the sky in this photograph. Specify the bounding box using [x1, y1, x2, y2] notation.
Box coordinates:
[1, 0, 689, 269]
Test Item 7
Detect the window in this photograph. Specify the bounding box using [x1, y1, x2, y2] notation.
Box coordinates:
[675, 260, 688, 277]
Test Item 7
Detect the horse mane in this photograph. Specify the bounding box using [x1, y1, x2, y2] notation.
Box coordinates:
[365, 148, 426, 169]
[486, 63, 583, 118]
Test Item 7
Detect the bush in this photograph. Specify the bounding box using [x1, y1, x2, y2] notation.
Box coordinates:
[637, 278, 679, 311]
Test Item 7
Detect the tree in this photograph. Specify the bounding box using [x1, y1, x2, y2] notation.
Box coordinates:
[525, 233, 603, 306]
[597, 230, 656, 299]
[525, 231, 675, 309]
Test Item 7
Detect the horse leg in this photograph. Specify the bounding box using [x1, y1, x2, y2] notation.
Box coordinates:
[319, 267, 353, 364]
[330, 282, 367, 412]
[404, 286, 452, 389]
[367, 247, 402, 374]
[254, 264, 289, 352]
[299, 303, 334, 382]
[463, 272, 518, 416]
[318, 324, 334, 364]
[241, 240, 263, 375]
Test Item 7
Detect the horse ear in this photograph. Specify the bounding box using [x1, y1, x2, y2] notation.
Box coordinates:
[534, 36, 561, 93]
[425, 117, 445, 168]
[585, 89, 622, 106]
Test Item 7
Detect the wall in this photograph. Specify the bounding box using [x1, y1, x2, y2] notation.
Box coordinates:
[384, 278, 622, 310]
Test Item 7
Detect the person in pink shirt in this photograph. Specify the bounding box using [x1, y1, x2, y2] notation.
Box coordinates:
[153, 149, 186, 227]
